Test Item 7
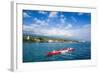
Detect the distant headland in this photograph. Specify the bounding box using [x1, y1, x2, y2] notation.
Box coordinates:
[23, 35, 85, 43]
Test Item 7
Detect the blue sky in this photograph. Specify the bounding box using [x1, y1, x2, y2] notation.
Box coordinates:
[23, 10, 91, 41]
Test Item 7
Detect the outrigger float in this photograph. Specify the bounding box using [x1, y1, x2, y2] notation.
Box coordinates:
[47, 48, 74, 56]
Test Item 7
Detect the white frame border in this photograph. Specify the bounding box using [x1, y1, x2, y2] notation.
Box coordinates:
[11, 1, 97, 72]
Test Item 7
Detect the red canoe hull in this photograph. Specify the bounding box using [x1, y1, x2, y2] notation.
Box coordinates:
[47, 48, 74, 56]
[47, 51, 61, 56]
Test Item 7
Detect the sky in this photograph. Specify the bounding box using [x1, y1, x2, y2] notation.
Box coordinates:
[23, 10, 91, 41]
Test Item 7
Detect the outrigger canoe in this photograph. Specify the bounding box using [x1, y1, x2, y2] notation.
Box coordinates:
[47, 48, 74, 56]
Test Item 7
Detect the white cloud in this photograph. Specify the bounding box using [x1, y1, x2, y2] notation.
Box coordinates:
[78, 13, 84, 16]
[67, 24, 72, 28]
[23, 12, 31, 18]
[60, 18, 65, 23]
[23, 22, 73, 38]
[33, 18, 48, 26]
[23, 23, 90, 41]
[23, 11, 90, 41]
[38, 11, 48, 15]
[71, 16, 77, 22]
[61, 14, 64, 18]
[34, 18, 41, 23]
[60, 17, 66, 24]
[67, 24, 91, 41]
[49, 12, 58, 18]
[42, 28, 71, 37]
[83, 24, 91, 28]
[60, 14, 68, 24]
[64, 24, 72, 30]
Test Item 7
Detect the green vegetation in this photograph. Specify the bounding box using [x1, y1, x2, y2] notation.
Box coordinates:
[23, 35, 80, 43]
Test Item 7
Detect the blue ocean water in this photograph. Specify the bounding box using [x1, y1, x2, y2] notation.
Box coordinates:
[23, 42, 91, 62]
